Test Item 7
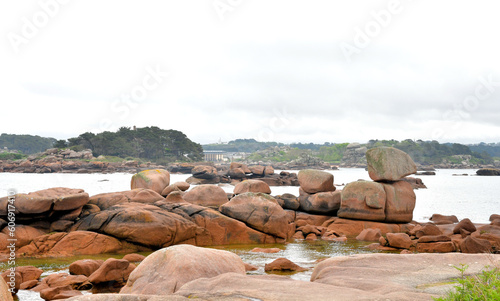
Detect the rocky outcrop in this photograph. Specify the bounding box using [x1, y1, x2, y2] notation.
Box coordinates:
[155, 202, 285, 245]
[130, 169, 170, 195]
[0, 148, 172, 174]
[0, 187, 89, 218]
[120, 244, 246, 295]
[340, 143, 367, 167]
[72, 203, 198, 249]
[219, 192, 293, 239]
[476, 168, 500, 175]
[295, 169, 341, 215]
[17, 231, 143, 257]
[185, 164, 229, 185]
[338, 147, 417, 223]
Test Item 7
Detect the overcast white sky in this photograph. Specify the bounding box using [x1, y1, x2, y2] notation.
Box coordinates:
[1, 0, 500, 145]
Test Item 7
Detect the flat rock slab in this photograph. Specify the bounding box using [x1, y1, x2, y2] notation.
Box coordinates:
[311, 253, 500, 300]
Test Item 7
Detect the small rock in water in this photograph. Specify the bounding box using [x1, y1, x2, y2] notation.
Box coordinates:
[264, 258, 306, 272]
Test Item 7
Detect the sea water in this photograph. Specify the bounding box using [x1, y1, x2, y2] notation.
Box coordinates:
[1, 168, 497, 223]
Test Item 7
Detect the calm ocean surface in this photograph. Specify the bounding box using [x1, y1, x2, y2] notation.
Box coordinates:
[1, 168, 498, 223]
[0, 169, 499, 300]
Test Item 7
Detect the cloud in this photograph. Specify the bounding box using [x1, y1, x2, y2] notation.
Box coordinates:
[1, 0, 500, 145]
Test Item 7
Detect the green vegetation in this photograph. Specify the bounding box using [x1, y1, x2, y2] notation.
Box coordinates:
[0, 152, 27, 160]
[434, 264, 500, 301]
[203, 139, 284, 153]
[317, 143, 349, 163]
[366, 139, 493, 165]
[67, 126, 203, 163]
[246, 148, 308, 162]
[0, 133, 56, 154]
[228, 139, 494, 165]
[469, 142, 500, 157]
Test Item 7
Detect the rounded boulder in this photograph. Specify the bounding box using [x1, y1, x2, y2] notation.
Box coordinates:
[131, 169, 170, 195]
[234, 180, 271, 195]
[366, 147, 417, 181]
[297, 169, 335, 194]
[183, 185, 228, 208]
[120, 244, 246, 295]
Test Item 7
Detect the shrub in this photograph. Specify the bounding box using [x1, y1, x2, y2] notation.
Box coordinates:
[434, 264, 500, 301]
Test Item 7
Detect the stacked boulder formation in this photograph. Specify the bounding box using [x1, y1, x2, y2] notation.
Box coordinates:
[297, 169, 341, 215]
[338, 147, 417, 223]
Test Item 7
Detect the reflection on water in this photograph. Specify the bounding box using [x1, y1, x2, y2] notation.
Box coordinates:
[211, 240, 387, 281]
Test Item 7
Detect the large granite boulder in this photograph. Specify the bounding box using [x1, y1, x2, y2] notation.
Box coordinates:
[120, 244, 246, 295]
[338, 181, 386, 221]
[88, 258, 136, 285]
[219, 192, 292, 239]
[228, 163, 251, 179]
[299, 189, 341, 215]
[0, 188, 89, 218]
[191, 165, 218, 179]
[366, 147, 417, 181]
[131, 169, 170, 194]
[381, 181, 416, 223]
[72, 203, 199, 248]
[17, 231, 130, 257]
[476, 168, 500, 176]
[233, 180, 271, 195]
[89, 189, 164, 210]
[182, 185, 228, 208]
[297, 169, 335, 194]
[338, 179, 415, 223]
[69, 260, 104, 277]
[156, 202, 280, 246]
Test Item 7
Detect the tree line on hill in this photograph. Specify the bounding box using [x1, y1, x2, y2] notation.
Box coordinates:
[0, 127, 203, 164]
[1, 131, 499, 165]
[0, 134, 56, 154]
[204, 139, 497, 165]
